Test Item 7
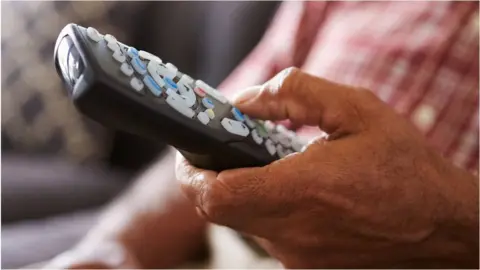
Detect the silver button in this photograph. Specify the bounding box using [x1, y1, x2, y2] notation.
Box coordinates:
[112, 49, 126, 63]
[165, 90, 195, 118]
[120, 63, 134, 76]
[130, 77, 144, 92]
[265, 139, 276, 156]
[197, 112, 210, 125]
[86, 27, 102, 42]
[147, 61, 166, 89]
[139, 50, 162, 63]
[221, 118, 249, 137]
[244, 115, 256, 128]
[195, 80, 228, 104]
[251, 129, 263, 145]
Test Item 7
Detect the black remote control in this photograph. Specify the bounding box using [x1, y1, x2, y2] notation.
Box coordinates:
[53, 23, 306, 172]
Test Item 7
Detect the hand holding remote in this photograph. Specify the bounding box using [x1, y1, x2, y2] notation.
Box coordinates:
[176, 68, 479, 268]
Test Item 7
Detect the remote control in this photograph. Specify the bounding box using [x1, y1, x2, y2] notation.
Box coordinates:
[53, 23, 306, 172]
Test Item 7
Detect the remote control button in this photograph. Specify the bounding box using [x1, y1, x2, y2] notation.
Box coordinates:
[104, 34, 117, 43]
[244, 115, 256, 128]
[165, 63, 178, 73]
[197, 112, 210, 125]
[221, 118, 249, 137]
[231, 107, 245, 122]
[177, 76, 197, 107]
[131, 57, 147, 75]
[276, 144, 288, 158]
[86, 27, 102, 42]
[205, 109, 215, 119]
[251, 129, 263, 145]
[112, 49, 126, 63]
[202, 97, 215, 109]
[143, 75, 163, 97]
[195, 80, 228, 104]
[194, 87, 207, 97]
[264, 121, 275, 132]
[107, 41, 120, 51]
[165, 91, 195, 118]
[147, 61, 166, 89]
[265, 139, 276, 156]
[130, 77, 144, 92]
[156, 63, 177, 79]
[256, 124, 269, 138]
[139, 50, 162, 63]
[164, 77, 178, 89]
[180, 74, 195, 86]
[291, 139, 304, 152]
[120, 63, 134, 76]
[127, 47, 139, 58]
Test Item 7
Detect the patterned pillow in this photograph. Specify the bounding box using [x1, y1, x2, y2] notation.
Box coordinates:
[1, 1, 148, 163]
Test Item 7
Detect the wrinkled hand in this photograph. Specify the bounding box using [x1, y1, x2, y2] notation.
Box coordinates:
[176, 68, 478, 268]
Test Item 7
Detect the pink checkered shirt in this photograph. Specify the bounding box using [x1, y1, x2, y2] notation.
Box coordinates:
[219, 1, 479, 173]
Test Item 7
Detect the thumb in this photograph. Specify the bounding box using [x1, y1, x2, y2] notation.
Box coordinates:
[232, 67, 377, 136]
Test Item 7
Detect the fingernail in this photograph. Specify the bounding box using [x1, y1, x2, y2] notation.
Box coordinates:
[232, 86, 261, 105]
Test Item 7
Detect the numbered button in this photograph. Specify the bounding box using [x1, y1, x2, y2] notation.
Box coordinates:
[130, 77, 144, 92]
[86, 27, 102, 42]
[120, 63, 134, 76]
[251, 130, 263, 145]
[112, 49, 126, 63]
[221, 118, 249, 137]
[202, 97, 215, 109]
[276, 144, 288, 158]
[265, 139, 276, 156]
[197, 112, 210, 125]
[291, 139, 304, 152]
[131, 57, 147, 75]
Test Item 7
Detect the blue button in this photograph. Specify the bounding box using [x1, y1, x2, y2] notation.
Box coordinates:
[232, 107, 245, 122]
[143, 75, 163, 97]
[202, 97, 215, 109]
[127, 47, 139, 58]
[131, 57, 146, 75]
[164, 77, 178, 89]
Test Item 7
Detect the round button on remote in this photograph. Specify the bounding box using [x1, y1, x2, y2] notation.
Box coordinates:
[197, 112, 210, 125]
[130, 77, 144, 92]
[202, 97, 215, 109]
[120, 63, 134, 76]
[205, 109, 215, 119]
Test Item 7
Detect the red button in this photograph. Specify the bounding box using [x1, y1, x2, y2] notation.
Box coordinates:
[194, 87, 206, 97]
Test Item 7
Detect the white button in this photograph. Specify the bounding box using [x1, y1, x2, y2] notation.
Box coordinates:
[120, 63, 134, 76]
[195, 80, 228, 104]
[147, 61, 166, 89]
[221, 118, 249, 137]
[277, 133, 290, 147]
[130, 77, 144, 92]
[251, 130, 263, 145]
[265, 139, 276, 156]
[139, 50, 162, 63]
[264, 121, 275, 132]
[291, 139, 303, 152]
[112, 49, 126, 63]
[181, 74, 195, 86]
[197, 112, 210, 125]
[276, 144, 288, 158]
[156, 63, 177, 79]
[104, 34, 117, 43]
[244, 115, 256, 128]
[177, 75, 197, 108]
[165, 91, 195, 118]
[86, 27, 102, 42]
[165, 63, 178, 73]
[205, 109, 215, 119]
[107, 41, 120, 52]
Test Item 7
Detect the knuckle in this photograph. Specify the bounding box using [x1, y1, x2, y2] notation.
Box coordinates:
[201, 182, 234, 223]
[270, 66, 302, 95]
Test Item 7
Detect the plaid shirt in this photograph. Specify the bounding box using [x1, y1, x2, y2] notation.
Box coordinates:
[219, 1, 479, 173]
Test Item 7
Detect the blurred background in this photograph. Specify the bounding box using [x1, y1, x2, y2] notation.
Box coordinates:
[1, 1, 279, 268]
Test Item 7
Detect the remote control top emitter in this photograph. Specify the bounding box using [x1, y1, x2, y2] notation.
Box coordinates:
[54, 23, 306, 171]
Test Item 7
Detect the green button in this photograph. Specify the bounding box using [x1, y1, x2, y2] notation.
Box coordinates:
[256, 123, 269, 138]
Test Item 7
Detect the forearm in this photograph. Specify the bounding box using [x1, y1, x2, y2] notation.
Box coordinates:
[78, 147, 208, 268]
